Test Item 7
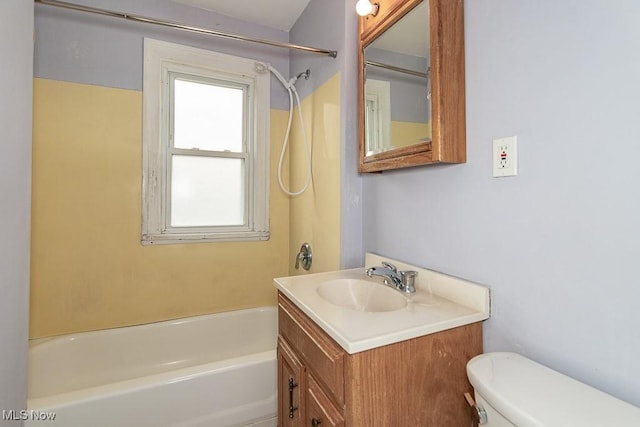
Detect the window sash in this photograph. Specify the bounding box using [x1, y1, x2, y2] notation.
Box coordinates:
[165, 155, 251, 233]
[169, 72, 248, 153]
[164, 72, 252, 233]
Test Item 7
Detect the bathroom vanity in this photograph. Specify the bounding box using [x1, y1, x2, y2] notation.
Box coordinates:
[274, 254, 490, 426]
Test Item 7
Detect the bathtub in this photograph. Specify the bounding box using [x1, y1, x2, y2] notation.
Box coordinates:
[27, 307, 277, 427]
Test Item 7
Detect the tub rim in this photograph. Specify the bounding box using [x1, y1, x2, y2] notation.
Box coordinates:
[29, 305, 277, 349]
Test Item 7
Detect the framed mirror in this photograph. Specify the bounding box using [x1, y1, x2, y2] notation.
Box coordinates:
[358, 0, 466, 172]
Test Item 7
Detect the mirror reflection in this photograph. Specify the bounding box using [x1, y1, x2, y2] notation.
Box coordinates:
[363, 1, 430, 157]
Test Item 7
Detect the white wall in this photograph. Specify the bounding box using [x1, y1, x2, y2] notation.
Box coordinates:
[0, 0, 33, 422]
[363, 0, 640, 406]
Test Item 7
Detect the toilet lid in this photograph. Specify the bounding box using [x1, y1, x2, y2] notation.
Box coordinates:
[466, 352, 640, 427]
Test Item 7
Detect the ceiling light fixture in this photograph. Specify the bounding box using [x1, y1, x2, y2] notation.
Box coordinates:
[356, 0, 379, 17]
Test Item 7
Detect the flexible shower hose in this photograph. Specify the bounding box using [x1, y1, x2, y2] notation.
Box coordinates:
[267, 64, 312, 197]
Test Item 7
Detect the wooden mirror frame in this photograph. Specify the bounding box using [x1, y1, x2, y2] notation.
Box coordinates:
[358, 0, 466, 172]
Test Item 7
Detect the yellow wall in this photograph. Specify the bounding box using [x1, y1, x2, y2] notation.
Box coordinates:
[391, 120, 431, 148]
[288, 74, 342, 275]
[30, 78, 290, 338]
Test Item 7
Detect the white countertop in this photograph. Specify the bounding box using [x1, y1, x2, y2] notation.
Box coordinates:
[274, 253, 491, 354]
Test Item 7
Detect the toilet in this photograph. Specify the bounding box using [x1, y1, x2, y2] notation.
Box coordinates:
[466, 352, 640, 426]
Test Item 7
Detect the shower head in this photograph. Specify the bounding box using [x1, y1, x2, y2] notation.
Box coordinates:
[296, 69, 310, 81]
[289, 69, 310, 86]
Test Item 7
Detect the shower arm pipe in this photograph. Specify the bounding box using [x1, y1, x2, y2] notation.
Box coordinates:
[365, 60, 428, 79]
[34, 0, 338, 59]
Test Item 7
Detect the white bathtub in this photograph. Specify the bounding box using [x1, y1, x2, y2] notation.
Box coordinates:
[27, 307, 277, 427]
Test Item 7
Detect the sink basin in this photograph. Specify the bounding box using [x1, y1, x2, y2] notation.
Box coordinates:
[317, 278, 407, 312]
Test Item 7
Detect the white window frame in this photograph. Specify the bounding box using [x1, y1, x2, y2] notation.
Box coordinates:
[142, 38, 269, 244]
[364, 78, 391, 155]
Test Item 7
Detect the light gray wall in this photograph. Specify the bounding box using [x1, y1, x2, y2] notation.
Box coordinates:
[34, 0, 291, 108]
[0, 0, 33, 422]
[338, 0, 363, 269]
[363, 0, 640, 406]
[290, 0, 363, 269]
[289, 0, 344, 101]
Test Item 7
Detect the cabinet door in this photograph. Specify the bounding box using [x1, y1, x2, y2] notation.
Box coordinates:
[306, 374, 344, 427]
[279, 293, 345, 406]
[278, 337, 305, 427]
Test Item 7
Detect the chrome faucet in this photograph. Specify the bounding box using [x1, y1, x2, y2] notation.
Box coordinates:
[365, 261, 417, 294]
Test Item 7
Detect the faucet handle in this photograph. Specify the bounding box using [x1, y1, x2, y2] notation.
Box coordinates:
[400, 270, 417, 293]
[294, 243, 312, 271]
[381, 261, 397, 273]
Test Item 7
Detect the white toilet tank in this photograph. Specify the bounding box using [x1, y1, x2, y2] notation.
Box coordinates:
[466, 352, 640, 427]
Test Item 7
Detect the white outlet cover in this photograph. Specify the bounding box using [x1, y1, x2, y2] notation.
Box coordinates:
[493, 136, 518, 177]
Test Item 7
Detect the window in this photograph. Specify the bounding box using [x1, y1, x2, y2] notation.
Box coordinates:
[142, 39, 269, 244]
[364, 79, 391, 155]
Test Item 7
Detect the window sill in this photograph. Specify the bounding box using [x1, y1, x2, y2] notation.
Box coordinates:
[141, 231, 270, 245]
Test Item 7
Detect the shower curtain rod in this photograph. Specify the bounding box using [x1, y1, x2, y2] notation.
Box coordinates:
[366, 60, 428, 79]
[35, 0, 338, 58]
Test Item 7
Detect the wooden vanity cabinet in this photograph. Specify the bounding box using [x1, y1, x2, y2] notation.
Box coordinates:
[277, 292, 482, 427]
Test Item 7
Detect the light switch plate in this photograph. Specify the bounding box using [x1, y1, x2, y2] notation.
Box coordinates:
[493, 136, 518, 177]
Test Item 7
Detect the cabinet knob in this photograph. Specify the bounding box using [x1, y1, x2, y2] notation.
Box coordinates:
[311, 418, 322, 427]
